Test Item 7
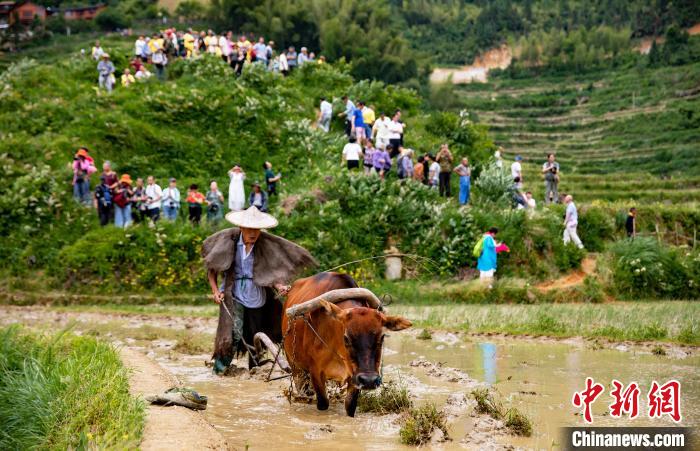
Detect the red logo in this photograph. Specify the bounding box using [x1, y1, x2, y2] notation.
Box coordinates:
[572, 377, 605, 423]
[648, 380, 682, 422]
[609, 380, 640, 419]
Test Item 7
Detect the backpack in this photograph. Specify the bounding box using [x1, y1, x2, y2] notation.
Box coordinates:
[97, 185, 112, 207]
[472, 235, 486, 258]
[113, 189, 129, 208]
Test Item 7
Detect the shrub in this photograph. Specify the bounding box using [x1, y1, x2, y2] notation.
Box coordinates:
[553, 242, 586, 272]
[473, 162, 511, 208]
[577, 206, 615, 252]
[399, 403, 450, 446]
[504, 408, 533, 437]
[608, 237, 699, 299]
[55, 222, 210, 293]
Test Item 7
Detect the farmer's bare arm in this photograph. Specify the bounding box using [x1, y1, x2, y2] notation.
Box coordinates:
[207, 269, 223, 303]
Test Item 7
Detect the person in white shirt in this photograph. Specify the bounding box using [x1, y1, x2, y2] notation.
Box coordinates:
[162, 177, 181, 221]
[145, 175, 163, 222]
[526, 192, 536, 209]
[494, 147, 504, 169]
[387, 112, 404, 158]
[135, 67, 152, 79]
[91, 40, 104, 61]
[428, 154, 440, 188]
[134, 35, 146, 59]
[219, 33, 232, 63]
[372, 112, 392, 150]
[563, 195, 584, 249]
[318, 97, 333, 132]
[279, 51, 289, 76]
[511, 155, 522, 182]
[342, 136, 362, 171]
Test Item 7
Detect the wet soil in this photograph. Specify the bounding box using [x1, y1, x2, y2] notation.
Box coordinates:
[1, 305, 698, 450]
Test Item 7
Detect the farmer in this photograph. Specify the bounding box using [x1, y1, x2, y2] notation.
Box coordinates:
[202, 206, 316, 373]
[476, 227, 509, 288]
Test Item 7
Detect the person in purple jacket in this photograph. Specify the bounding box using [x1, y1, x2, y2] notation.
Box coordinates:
[363, 139, 376, 175]
[372, 145, 391, 180]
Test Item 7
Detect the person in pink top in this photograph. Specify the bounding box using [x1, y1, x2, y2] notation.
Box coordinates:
[72, 148, 97, 205]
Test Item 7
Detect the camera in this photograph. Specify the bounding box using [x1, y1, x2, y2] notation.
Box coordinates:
[169, 201, 175, 208]
[209, 203, 220, 213]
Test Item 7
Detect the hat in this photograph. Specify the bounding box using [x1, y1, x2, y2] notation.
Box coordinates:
[76, 148, 88, 158]
[225, 206, 278, 229]
[515, 155, 523, 161]
[101, 53, 110, 58]
[251, 181, 261, 188]
[120, 174, 133, 185]
[169, 177, 176, 182]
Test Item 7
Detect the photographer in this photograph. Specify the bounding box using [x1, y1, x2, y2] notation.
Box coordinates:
[72, 148, 96, 205]
[162, 177, 181, 221]
[131, 177, 148, 224]
[542, 153, 560, 205]
[206, 181, 225, 224]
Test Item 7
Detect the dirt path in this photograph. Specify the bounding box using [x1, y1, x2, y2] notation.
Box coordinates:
[119, 347, 231, 451]
[536, 255, 596, 292]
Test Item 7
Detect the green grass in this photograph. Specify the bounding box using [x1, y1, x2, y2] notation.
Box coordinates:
[0, 325, 145, 449]
[357, 381, 413, 415]
[390, 301, 700, 344]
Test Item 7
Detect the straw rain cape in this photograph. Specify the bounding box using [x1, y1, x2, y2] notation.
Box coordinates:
[202, 228, 316, 365]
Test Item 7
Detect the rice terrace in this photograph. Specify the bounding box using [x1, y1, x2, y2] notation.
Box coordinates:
[1, 1, 699, 450]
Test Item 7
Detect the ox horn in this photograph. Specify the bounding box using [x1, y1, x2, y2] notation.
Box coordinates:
[285, 288, 383, 318]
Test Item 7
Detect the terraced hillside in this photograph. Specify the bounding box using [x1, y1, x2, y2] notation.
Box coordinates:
[457, 62, 700, 203]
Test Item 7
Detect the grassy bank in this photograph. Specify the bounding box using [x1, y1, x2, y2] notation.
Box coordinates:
[0, 326, 145, 449]
[392, 302, 699, 344]
[34, 299, 700, 345]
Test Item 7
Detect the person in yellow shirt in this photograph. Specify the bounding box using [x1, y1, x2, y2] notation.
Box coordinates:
[360, 102, 376, 138]
[121, 68, 136, 87]
[183, 29, 195, 58]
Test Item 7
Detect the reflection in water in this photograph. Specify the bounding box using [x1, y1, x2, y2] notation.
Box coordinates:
[480, 342, 497, 385]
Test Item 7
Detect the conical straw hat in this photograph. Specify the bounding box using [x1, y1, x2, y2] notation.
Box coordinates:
[225, 206, 278, 229]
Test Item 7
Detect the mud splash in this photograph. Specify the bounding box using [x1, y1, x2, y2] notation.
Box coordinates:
[2, 306, 698, 450]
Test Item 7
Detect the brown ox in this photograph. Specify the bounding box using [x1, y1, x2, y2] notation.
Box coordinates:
[282, 272, 411, 417]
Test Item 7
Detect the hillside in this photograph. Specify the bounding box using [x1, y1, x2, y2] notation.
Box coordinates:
[456, 59, 700, 203]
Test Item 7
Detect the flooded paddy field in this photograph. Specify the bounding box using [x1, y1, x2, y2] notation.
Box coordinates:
[1, 305, 697, 450]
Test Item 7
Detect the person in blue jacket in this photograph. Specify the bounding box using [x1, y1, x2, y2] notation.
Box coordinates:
[477, 227, 501, 287]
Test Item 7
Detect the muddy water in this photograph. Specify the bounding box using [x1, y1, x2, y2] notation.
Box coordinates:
[155, 334, 700, 450]
[1, 307, 696, 450]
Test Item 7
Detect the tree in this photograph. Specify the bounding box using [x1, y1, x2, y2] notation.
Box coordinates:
[662, 25, 690, 66]
[647, 39, 661, 66]
[175, 0, 205, 21]
[95, 9, 132, 31]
